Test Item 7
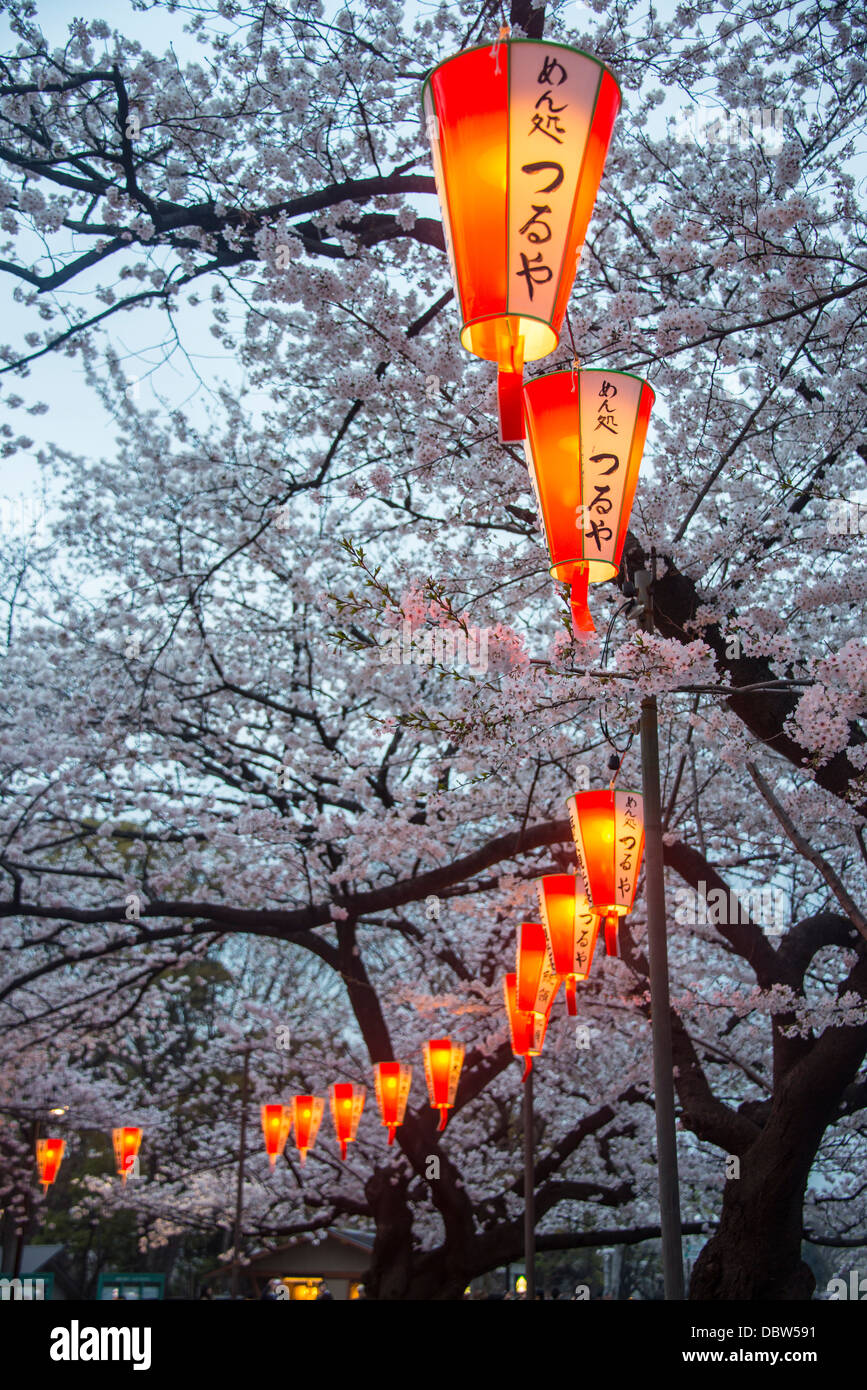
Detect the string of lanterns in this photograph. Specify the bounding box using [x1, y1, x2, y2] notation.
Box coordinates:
[259, 1041, 464, 1167]
[422, 32, 655, 1076]
[36, 1126, 143, 1190]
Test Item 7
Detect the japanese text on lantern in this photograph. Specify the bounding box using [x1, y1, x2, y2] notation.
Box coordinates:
[507, 47, 598, 322]
[515, 54, 569, 301]
[618, 792, 640, 900]
[583, 380, 620, 553]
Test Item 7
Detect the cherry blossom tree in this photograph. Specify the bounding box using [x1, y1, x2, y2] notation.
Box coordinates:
[1, 0, 866, 1299]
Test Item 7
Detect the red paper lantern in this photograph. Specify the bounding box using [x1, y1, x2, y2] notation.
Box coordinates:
[291, 1095, 324, 1166]
[112, 1127, 142, 1183]
[516, 920, 561, 1017]
[329, 1083, 366, 1161]
[503, 972, 549, 1082]
[422, 39, 621, 442]
[523, 368, 655, 634]
[261, 1104, 292, 1169]
[536, 874, 602, 1013]
[566, 788, 645, 957]
[36, 1137, 65, 1191]
[373, 1062, 412, 1145]
[422, 1038, 465, 1131]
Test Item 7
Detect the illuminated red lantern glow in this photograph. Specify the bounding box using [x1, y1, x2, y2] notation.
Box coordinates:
[423, 39, 621, 442]
[566, 788, 645, 957]
[291, 1095, 324, 1166]
[329, 1083, 366, 1161]
[36, 1137, 65, 1191]
[516, 920, 561, 1018]
[524, 368, 654, 634]
[112, 1126, 142, 1183]
[503, 972, 549, 1082]
[536, 874, 601, 1013]
[260, 1104, 292, 1169]
[373, 1062, 412, 1145]
[422, 1038, 465, 1131]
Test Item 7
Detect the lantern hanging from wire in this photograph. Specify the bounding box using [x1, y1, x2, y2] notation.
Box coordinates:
[112, 1127, 142, 1183]
[422, 1038, 465, 1131]
[422, 38, 621, 443]
[373, 1062, 412, 1145]
[536, 874, 602, 1013]
[523, 368, 655, 635]
[36, 1137, 65, 1192]
[261, 1104, 292, 1169]
[566, 788, 645, 958]
[291, 1095, 325, 1166]
[503, 972, 550, 1082]
[329, 1083, 366, 1161]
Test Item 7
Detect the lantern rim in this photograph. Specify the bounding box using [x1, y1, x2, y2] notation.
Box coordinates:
[550, 556, 617, 584]
[458, 311, 557, 364]
[568, 785, 643, 801]
[420, 38, 622, 107]
[525, 366, 656, 406]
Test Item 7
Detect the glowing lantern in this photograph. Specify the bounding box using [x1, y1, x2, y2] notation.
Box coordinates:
[112, 1127, 142, 1183]
[35, 1137, 65, 1191]
[291, 1095, 324, 1165]
[261, 1104, 292, 1169]
[503, 973, 549, 1082]
[373, 1062, 412, 1145]
[536, 874, 602, 1013]
[523, 368, 655, 634]
[422, 39, 621, 442]
[422, 1038, 465, 1131]
[566, 788, 645, 957]
[516, 920, 561, 1018]
[329, 1083, 366, 1160]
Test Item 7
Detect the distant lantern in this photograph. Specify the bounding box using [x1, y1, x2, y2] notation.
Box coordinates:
[523, 368, 655, 634]
[329, 1083, 366, 1161]
[291, 1095, 325, 1166]
[566, 788, 645, 957]
[503, 972, 549, 1082]
[36, 1137, 65, 1192]
[261, 1104, 292, 1169]
[516, 920, 561, 1019]
[422, 40, 621, 442]
[422, 1038, 465, 1131]
[112, 1127, 142, 1183]
[373, 1062, 412, 1145]
[536, 874, 602, 1013]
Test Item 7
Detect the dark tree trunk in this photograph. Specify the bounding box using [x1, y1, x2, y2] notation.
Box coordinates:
[690, 1116, 817, 1299]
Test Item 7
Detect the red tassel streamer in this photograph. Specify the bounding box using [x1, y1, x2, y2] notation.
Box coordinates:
[604, 913, 620, 958]
[570, 569, 595, 636]
[497, 368, 525, 443]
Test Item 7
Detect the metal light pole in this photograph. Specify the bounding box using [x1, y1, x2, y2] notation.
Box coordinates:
[636, 560, 685, 1299]
[230, 1044, 251, 1300]
[522, 1066, 536, 1300]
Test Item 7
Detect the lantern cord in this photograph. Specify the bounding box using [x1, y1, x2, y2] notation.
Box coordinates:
[565, 311, 580, 392]
[569, 569, 595, 637]
[489, 22, 510, 73]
